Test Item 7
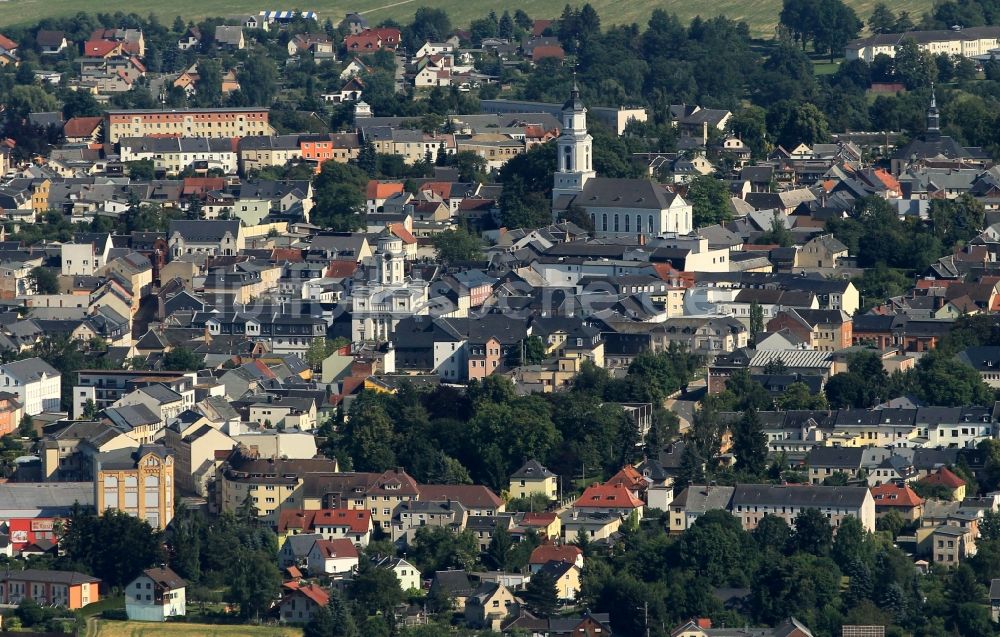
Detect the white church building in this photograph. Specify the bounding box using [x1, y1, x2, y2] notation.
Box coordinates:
[552, 85, 693, 238]
[351, 232, 430, 342]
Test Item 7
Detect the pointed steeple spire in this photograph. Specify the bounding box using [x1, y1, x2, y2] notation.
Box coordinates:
[927, 84, 941, 139]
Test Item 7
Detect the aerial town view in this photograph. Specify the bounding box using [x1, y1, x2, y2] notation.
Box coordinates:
[3, 0, 1000, 635]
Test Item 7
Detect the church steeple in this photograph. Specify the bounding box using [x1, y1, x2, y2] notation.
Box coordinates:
[552, 82, 596, 204]
[927, 86, 941, 140]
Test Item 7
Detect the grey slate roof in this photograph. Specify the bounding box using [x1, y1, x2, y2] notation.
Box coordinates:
[0, 357, 60, 382]
[511, 459, 556, 479]
[732, 484, 870, 508]
[573, 177, 681, 211]
[168, 220, 240, 242]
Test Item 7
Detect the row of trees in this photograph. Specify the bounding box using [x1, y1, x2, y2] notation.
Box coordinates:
[325, 348, 695, 492]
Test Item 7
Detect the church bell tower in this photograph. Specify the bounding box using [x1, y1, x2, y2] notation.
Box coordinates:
[552, 82, 596, 204]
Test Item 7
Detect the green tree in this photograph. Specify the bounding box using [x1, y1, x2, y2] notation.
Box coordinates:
[432, 228, 483, 262]
[162, 347, 201, 371]
[485, 525, 513, 570]
[749, 301, 764, 346]
[757, 212, 793, 247]
[522, 570, 559, 617]
[812, 0, 862, 62]
[312, 161, 369, 230]
[235, 54, 279, 106]
[687, 175, 732, 228]
[127, 160, 156, 181]
[894, 38, 936, 89]
[792, 508, 833, 556]
[766, 100, 831, 148]
[343, 392, 396, 471]
[59, 507, 163, 588]
[60, 89, 102, 119]
[831, 516, 874, 570]
[28, 267, 58, 294]
[913, 351, 993, 407]
[778, 382, 828, 410]
[732, 408, 768, 477]
[350, 560, 405, 616]
[867, 3, 897, 33]
[410, 526, 479, 574]
[228, 548, 281, 620]
[677, 509, 753, 586]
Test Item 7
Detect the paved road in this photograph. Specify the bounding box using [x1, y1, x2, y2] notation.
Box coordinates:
[666, 378, 706, 432]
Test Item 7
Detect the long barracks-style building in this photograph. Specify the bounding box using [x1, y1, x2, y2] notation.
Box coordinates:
[105, 107, 272, 143]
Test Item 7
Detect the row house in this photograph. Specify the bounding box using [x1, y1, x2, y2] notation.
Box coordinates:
[105, 107, 271, 144]
[672, 483, 876, 532]
[119, 137, 238, 176]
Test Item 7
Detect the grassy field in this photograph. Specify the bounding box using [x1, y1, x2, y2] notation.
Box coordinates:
[0, 0, 937, 38]
[93, 619, 302, 637]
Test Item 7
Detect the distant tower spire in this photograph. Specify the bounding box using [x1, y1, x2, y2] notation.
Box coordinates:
[927, 85, 941, 139]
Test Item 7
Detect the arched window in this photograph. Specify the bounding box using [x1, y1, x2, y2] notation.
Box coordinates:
[563, 146, 572, 171]
[624, 215, 630, 232]
[648, 216, 655, 234]
[614, 215, 620, 232]
[601, 214, 608, 232]
[145, 475, 159, 509]
[103, 476, 118, 508]
[636, 215, 642, 234]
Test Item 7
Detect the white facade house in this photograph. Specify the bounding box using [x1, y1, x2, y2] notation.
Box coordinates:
[375, 556, 420, 592]
[306, 539, 359, 576]
[552, 86, 692, 237]
[125, 567, 186, 622]
[61, 237, 112, 276]
[351, 234, 430, 342]
[119, 137, 238, 176]
[845, 27, 1000, 63]
[0, 358, 61, 415]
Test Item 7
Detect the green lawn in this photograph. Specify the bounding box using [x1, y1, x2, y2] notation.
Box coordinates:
[813, 60, 842, 76]
[0, 0, 937, 38]
[80, 595, 125, 618]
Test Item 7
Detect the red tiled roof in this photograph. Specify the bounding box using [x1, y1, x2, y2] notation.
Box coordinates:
[458, 198, 495, 211]
[531, 45, 565, 60]
[872, 168, 900, 192]
[366, 180, 405, 200]
[285, 565, 302, 579]
[919, 467, 966, 489]
[271, 248, 304, 263]
[63, 117, 103, 139]
[529, 544, 582, 565]
[83, 40, 120, 57]
[606, 465, 644, 491]
[915, 279, 956, 290]
[294, 583, 329, 607]
[326, 259, 358, 278]
[871, 483, 924, 507]
[0, 34, 17, 51]
[573, 482, 643, 509]
[420, 182, 452, 199]
[277, 509, 316, 533]
[182, 177, 225, 195]
[418, 484, 502, 508]
[388, 223, 416, 245]
[313, 538, 359, 559]
[313, 508, 373, 534]
[532, 20, 553, 37]
[520, 512, 557, 527]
